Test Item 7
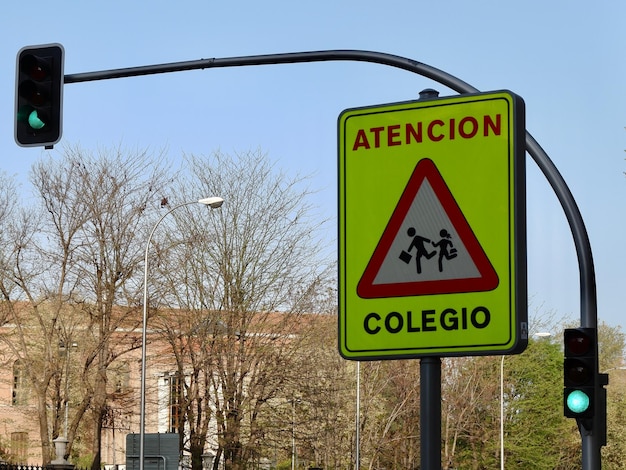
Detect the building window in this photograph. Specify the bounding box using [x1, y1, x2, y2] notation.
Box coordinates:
[11, 432, 28, 462]
[112, 361, 130, 394]
[12, 360, 28, 406]
[168, 374, 183, 433]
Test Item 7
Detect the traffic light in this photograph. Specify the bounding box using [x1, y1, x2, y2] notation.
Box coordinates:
[15, 44, 64, 148]
[563, 328, 597, 422]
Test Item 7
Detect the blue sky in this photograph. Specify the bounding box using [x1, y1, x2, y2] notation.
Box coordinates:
[2, 1, 625, 330]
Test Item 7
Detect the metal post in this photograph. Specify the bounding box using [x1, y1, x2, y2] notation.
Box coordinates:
[140, 202, 199, 470]
[420, 357, 441, 470]
[417, 87, 443, 470]
[140, 198, 223, 470]
[64, 345, 70, 439]
[355, 362, 360, 470]
[291, 399, 296, 470]
[500, 356, 505, 470]
[524, 136, 600, 469]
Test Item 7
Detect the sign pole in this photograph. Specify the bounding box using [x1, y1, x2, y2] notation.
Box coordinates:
[418, 88, 442, 470]
[420, 357, 442, 470]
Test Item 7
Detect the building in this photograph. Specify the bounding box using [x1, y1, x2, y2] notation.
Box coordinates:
[0, 304, 325, 468]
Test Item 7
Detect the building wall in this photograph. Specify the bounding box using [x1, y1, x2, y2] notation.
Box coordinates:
[0, 334, 188, 467]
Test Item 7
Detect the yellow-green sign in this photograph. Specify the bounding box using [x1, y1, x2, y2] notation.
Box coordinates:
[338, 90, 527, 360]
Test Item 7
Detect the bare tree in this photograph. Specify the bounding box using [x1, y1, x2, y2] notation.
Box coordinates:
[0, 170, 64, 463]
[23, 144, 174, 467]
[152, 149, 331, 470]
[441, 356, 500, 469]
[289, 313, 354, 469]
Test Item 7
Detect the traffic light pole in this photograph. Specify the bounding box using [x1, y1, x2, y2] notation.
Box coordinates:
[59, 49, 600, 469]
[526, 133, 602, 469]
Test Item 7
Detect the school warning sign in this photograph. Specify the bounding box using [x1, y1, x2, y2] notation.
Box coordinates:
[338, 90, 527, 360]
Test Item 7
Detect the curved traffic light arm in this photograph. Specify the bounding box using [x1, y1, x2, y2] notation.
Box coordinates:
[65, 48, 597, 329]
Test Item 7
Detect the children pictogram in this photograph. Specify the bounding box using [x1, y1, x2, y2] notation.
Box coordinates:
[400, 227, 458, 274]
[357, 158, 498, 299]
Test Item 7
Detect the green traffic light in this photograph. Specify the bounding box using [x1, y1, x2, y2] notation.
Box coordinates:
[27, 110, 45, 130]
[17, 106, 46, 130]
[567, 389, 590, 414]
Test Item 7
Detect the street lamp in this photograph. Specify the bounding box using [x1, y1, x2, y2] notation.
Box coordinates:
[139, 196, 223, 470]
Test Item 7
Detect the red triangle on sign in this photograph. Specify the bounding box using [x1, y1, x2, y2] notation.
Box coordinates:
[357, 158, 499, 299]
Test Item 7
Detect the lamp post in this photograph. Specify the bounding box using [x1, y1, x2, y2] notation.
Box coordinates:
[139, 197, 223, 470]
[355, 362, 360, 470]
[290, 397, 301, 470]
[500, 354, 505, 470]
[54, 340, 77, 465]
[60, 341, 78, 439]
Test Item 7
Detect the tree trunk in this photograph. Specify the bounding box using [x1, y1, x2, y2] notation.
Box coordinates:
[90, 407, 105, 470]
[38, 391, 53, 464]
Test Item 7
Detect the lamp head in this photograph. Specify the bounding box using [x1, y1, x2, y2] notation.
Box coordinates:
[198, 197, 224, 209]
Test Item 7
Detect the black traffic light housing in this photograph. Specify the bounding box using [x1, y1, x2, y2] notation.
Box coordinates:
[15, 43, 64, 148]
[564, 328, 597, 421]
[563, 327, 607, 447]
